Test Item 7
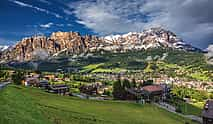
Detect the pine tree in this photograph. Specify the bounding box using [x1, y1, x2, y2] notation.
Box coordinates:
[112, 78, 123, 99]
[123, 79, 131, 89]
[131, 78, 137, 88]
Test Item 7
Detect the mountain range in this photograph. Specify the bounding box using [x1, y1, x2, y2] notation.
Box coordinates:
[0, 27, 201, 63]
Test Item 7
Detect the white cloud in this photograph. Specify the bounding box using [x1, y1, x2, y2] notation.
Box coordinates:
[56, 24, 64, 27]
[69, 0, 213, 48]
[39, 22, 70, 28]
[13, 0, 29, 7]
[69, 0, 146, 35]
[207, 44, 213, 52]
[67, 24, 72, 27]
[40, 22, 53, 28]
[205, 44, 213, 64]
[37, 0, 51, 5]
[63, 9, 73, 15]
[10, 0, 62, 18]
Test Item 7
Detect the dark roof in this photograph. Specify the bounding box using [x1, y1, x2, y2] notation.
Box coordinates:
[142, 85, 163, 93]
[202, 100, 213, 119]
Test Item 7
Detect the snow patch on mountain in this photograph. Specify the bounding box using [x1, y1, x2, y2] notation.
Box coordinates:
[103, 27, 199, 51]
[0, 45, 9, 52]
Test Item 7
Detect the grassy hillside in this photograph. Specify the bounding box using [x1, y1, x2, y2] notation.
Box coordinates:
[0, 85, 197, 124]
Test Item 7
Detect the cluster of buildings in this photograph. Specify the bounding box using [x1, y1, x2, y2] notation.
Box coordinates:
[154, 76, 213, 92]
[23, 73, 70, 95]
[84, 73, 213, 92]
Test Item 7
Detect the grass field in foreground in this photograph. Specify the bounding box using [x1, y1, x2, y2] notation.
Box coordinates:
[0, 85, 197, 124]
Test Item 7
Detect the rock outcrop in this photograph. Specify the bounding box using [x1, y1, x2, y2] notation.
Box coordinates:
[0, 28, 199, 62]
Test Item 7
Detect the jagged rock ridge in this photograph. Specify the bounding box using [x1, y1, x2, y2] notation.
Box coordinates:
[0, 28, 199, 62]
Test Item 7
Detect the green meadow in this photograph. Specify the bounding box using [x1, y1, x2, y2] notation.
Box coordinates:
[0, 85, 197, 124]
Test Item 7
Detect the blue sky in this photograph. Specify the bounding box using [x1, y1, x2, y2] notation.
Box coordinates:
[0, 0, 213, 49]
[0, 0, 95, 45]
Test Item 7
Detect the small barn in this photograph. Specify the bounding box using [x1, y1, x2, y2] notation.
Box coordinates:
[202, 100, 213, 124]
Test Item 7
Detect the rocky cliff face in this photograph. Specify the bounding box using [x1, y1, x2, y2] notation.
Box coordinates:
[0, 28, 199, 62]
[0, 32, 95, 62]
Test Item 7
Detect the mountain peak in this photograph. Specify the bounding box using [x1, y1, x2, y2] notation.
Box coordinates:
[103, 27, 199, 51]
[0, 28, 201, 62]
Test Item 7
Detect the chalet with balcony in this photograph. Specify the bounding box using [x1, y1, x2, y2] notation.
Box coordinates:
[48, 84, 69, 95]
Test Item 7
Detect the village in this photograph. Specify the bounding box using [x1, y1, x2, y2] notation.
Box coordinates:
[1, 67, 213, 124]
[9, 69, 210, 124]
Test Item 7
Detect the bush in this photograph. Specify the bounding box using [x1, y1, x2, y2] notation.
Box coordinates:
[171, 86, 209, 102]
[112, 79, 123, 99]
[210, 93, 213, 99]
[0, 70, 9, 81]
[103, 90, 111, 96]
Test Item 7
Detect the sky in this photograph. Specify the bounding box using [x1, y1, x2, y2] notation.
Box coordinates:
[0, 0, 213, 49]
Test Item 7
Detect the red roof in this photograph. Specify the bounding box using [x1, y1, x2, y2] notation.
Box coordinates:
[142, 85, 163, 92]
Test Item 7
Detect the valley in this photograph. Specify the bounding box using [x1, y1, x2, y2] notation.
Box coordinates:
[1, 0, 213, 123]
[0, 28, 212, 124]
